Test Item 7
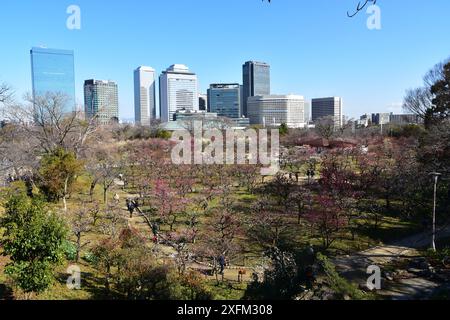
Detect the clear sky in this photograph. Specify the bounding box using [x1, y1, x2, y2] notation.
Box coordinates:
[0, 0, 449, 120]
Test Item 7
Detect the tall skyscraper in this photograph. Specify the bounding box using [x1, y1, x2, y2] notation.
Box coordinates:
[30, 47, 76, 113]
[207, 83, 241, 119]
[159, 64, 198, 123]
[84, 79, 119, 125]
[247, 95, 306, 128]
[242, 61, 271, 117]
[134, 66, 156, 126]
[311, 97, 343, 128]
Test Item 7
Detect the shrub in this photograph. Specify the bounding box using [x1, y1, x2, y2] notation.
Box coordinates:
[0, 193, 67, 294]
[316, 253, 372, 300]
[62, 241, 77, 261]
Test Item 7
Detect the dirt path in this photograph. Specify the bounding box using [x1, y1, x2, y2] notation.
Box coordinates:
[334, 225, 450, 300]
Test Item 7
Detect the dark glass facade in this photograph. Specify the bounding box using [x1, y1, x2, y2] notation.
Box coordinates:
[84, 79, 119, 125]
[30, 47, 76, 113]
[242, 61, 270, 117]
[207, 84, 241, 119]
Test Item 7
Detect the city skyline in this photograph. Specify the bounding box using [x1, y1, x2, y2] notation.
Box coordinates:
[1, 1, 450, 120]
[21, 48, 436, 127]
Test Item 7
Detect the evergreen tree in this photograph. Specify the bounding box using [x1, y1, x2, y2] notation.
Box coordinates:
[0, 193, 67, 294]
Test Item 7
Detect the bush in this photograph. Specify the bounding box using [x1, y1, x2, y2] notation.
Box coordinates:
[155, 129, 172, 140]
[38, 148, 83, 202]
[82, 251, 98, 264]
[90, 227, 214, 300]
[62, 241, 77, 261]
[0, 193, 68, 294]
[279, 123, 289, 136]
[316, 253, 373, 300]
[390, 124, 425, 138]
[425, 248, 450, 267]
[244, 248, 303, 300]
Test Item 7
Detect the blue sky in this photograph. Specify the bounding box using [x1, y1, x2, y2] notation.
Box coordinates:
[0, 0, 449, 120]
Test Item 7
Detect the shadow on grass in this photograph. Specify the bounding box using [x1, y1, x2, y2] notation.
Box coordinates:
[0, 283, 14, 300]
[356, 223, 420, 244]
[55, 270, 113, 300]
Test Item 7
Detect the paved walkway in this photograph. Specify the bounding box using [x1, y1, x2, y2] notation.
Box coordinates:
[334, 225, 450, 300]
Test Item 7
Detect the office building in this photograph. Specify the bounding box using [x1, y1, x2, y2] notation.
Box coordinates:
[207, 83, 241, 119]
[242, 61, 271, 117]
[389, 114, 422, 125]
[159, 64, 198, 123]
[174, 110, 218, 122]
[311, 97, 343, 127]
[247, 95, 306, 128]
[231, 117, 250, 128]
[134, 66, 156, 126]
[199, 93, 208, 111]
[84, 79, 119, 125]
[162, 110, 249, 131]
[304, 100, 311, 123]
[30, 47, 76, 114]
[372, 113, 391, 125]
[357, 114, 370, 127]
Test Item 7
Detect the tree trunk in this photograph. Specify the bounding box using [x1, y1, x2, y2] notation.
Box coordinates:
[170, 215, 177, 232]
[76, 232, 81, 263]
[103, 185, 108, 206]
[105, 265, 111, 294]
[63, 177, 69, 213]
[89, 180, 97, 201]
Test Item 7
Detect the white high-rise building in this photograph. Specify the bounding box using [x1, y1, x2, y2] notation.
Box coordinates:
[247, 95, 306, 128]
[134, 66, 156, 126]
[159, 64, 198, 123]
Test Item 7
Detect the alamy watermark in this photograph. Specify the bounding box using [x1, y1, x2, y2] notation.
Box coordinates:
[366, 4, 382, 30]
[170, 121, 280, 176]
[66, 265, 81, 290]
[366, 265, 382, 290]
[66, 5, 81, 30]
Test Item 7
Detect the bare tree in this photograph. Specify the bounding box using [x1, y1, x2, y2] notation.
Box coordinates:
[91, 145, 122, 206]
[3, 92, 97, 155]
[315, 116, 336, 140]
[403, 57, 449, 121]
[101, 202, 126, 238]
[0, 123, 37, 180]
[199, 187, 240, 281]
[403, 87, 433, 121]
[0, 83, 13, 105]
[423, 59, 448, 89]
[85, 144, 121, 204]
[71, 203, 95, 262]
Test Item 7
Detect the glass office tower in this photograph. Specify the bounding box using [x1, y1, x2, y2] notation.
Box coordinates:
[311, 97, 343, 128]
[242, 61, 270, 117]
[207, 83, 241, 119]
[30, 47, 76, 113]
[84, 79, 119, 125]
